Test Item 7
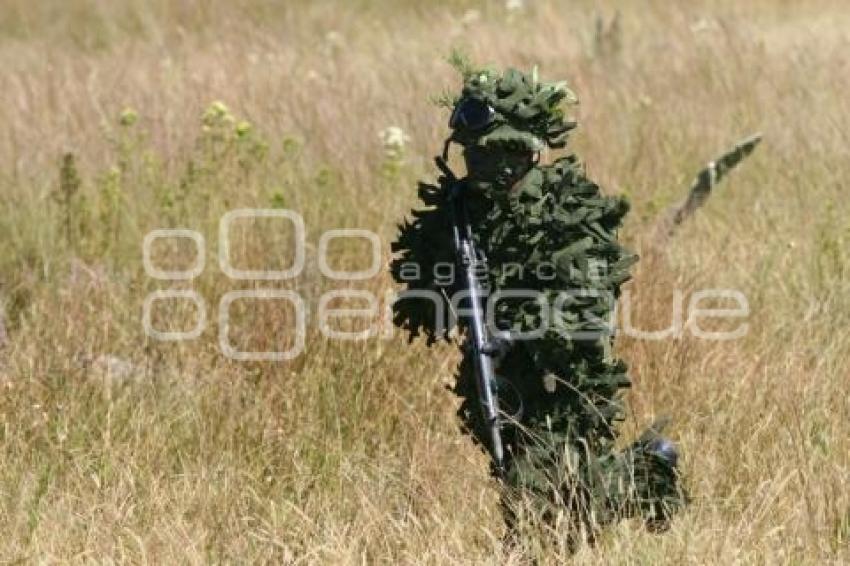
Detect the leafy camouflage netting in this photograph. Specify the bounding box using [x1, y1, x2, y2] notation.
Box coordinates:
[391, 63, 685, 532]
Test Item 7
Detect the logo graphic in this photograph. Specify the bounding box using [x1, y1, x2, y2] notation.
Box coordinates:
[143, 209, 750, 361]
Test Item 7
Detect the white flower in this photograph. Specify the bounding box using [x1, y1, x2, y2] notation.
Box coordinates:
[379, 126, 410, 155]
[505, 0, 525, 11]
[689, 17, 717, 34]
[323, 31, 345, 55]
[325, 30, 344, 46]
[461, 9, 481, 25]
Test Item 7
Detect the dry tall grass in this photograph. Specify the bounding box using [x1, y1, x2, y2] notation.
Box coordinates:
[0, 0, 848, 563]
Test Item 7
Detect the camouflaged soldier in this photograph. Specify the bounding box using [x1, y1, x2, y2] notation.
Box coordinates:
[391, 65, 685, 531]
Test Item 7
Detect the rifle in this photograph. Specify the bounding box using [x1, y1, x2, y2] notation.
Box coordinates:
[435, 156, 506, 477]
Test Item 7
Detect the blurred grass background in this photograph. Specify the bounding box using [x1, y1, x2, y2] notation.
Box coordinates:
[0, 0, 848, 562]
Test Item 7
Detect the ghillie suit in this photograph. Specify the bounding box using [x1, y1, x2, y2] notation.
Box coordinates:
[390, 65, 685, 534]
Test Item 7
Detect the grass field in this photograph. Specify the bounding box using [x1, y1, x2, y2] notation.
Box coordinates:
[1, 0, 849, 563]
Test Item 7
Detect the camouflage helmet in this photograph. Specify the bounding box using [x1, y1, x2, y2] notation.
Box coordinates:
[447, 66, 578, 153]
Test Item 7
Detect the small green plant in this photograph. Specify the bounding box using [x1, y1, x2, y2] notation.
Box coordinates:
[281, 136, 301, 157]
[834, 509, 850, 551]
[95, 165, 123, 252]
[234, 119, 269, 176]
[193, 101, 271, 201]
[111, 107, 144, 175]
[55, 153, 82, 248]
[593, 11, 623, 59]
[118, 108, 138, 127]
[269, 189, 286, 209]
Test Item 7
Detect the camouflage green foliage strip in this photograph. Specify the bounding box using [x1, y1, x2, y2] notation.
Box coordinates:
[657, 133, 763, 242]
[391, 63, 685, 533]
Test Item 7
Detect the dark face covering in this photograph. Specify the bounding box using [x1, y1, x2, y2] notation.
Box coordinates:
[463, 145, 534, 190]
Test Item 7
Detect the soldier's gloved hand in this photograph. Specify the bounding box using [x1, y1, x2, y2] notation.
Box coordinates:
[481, 335, 514, 358]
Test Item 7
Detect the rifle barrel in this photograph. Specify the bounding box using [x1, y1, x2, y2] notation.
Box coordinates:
[450, 186, 505, 476]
